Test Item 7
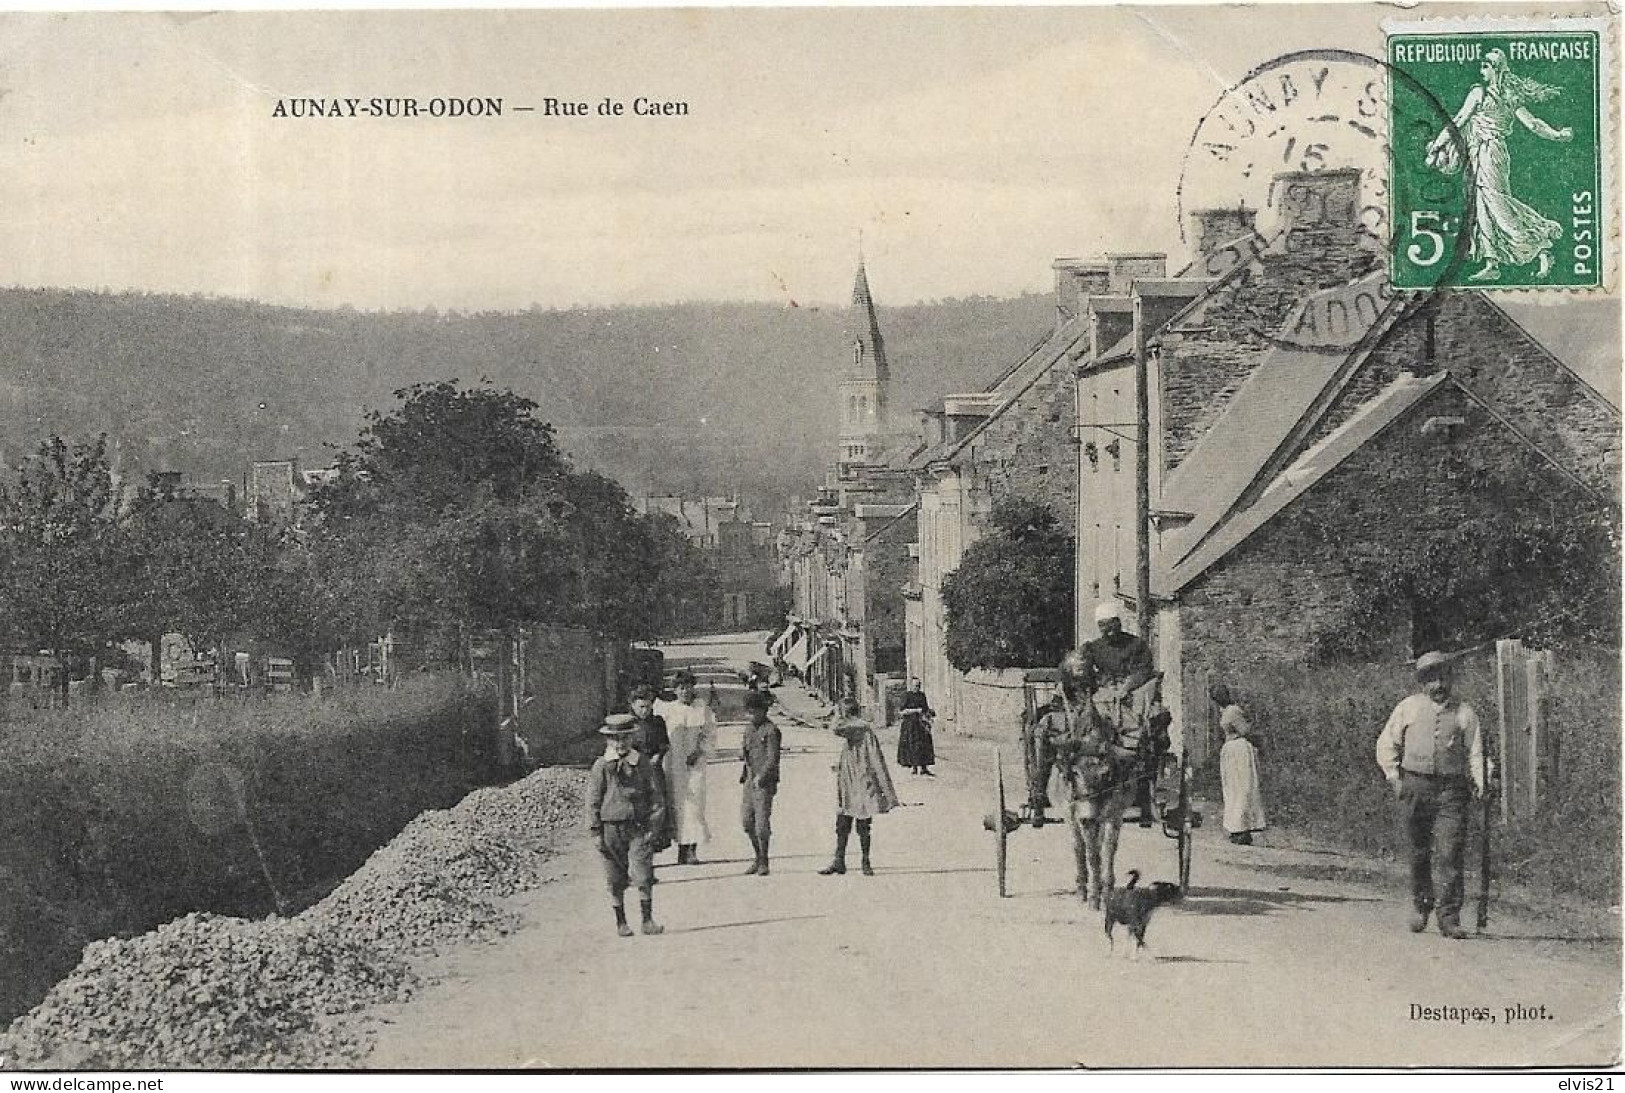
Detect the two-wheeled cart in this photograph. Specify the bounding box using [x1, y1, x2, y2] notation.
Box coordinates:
[984, 668, 1199, 897]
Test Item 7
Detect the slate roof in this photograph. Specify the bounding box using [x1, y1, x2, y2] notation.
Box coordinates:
[1156, 371, 1450, 595]
[861, 501, 919, 545]
[849, 260, 890, 383]
[1155, 289, 1409, 567]
[907, 318, 1089, 473]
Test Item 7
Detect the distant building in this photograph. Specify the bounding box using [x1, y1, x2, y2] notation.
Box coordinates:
[247, 460, 299, 525]
[634, 494, 738, 547]
[247, 457, 335, 529]
[635, 494, 781, 632]
[145, 469, 238, 509]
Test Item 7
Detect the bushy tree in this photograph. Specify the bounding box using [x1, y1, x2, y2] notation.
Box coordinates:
[636, 510, 722, 638]
[941, 498, 1075, 672]
[0, 436, 126, 664]
[121, 476, 262, 661]
[306, 380, 694, 649]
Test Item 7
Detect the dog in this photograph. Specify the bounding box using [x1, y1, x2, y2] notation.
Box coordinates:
[1103, 869, 1182, 958]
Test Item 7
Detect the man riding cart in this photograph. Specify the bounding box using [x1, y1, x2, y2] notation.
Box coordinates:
[995, 600, 1191, 902]
[1023, 601, 1168, 826]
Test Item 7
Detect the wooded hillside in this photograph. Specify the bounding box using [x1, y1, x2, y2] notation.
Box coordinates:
[0, 288, 1057, 505]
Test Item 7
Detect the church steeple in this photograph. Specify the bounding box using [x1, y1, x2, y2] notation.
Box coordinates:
[848, 260, 890, 385]
[838, 258, 892, 466]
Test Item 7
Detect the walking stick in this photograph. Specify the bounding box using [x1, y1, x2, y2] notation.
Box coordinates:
[1475, 748, 1492, 931]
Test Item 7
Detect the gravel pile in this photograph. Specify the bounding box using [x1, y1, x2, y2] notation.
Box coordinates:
[0, 914, 413, 1069]
[477, 766, 589, 848]
[306, 767, 588, 954]
[1, 765, 588, 1070]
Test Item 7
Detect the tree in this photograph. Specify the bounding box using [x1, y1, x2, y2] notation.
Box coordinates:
[119, 474, 299, 681]
[941, 498, 1075, 672]
[306, 380, 686, 651]
[0, 436, 127, 673]
[318, 380, 569, 522]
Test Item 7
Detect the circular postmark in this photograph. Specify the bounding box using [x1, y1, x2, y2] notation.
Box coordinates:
[1177, 49, 1475, 351]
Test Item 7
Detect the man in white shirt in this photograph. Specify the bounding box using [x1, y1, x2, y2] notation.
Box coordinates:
[1375, 650, 1486, 939]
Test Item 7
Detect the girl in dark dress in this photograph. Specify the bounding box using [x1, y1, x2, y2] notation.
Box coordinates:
[897, 678, 936, 776]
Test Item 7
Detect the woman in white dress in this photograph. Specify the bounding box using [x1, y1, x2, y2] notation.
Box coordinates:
[1428, 48, 1574, 282]
[1212, 683, 1267, 846]
[655, 669, 717, 864]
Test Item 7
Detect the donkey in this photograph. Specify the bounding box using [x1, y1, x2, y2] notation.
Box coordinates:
[1050, 679, 1164, 908]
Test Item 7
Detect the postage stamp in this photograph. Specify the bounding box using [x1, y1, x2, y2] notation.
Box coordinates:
[1176, 48, 1469, 349]
[1386, 17, 1612, 291]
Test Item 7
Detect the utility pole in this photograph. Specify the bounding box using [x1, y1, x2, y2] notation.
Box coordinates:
[1132, 292, 1152, 640]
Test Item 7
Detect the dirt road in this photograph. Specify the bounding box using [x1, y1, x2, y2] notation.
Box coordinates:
[360, 632, 1620, 1069]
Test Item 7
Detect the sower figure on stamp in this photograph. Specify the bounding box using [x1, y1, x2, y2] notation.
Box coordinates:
[1426, 48, 1573, 283]
[1375, 651, 1486, 939]
[1076, 601, 1159, 826]
[655, 669, 716, 865]
[739, 689, 782, 876]
[587, 713, 670, 937]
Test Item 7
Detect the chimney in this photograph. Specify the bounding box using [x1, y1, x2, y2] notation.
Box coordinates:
[1189, 207, 1259, 256]
[1088, 296, 1135, 360]
[1106, 253, 1166, 294]
[1271, 168, 1362, 245]
[1052, 258, 1111, 328]
[916, 406, 945, 449]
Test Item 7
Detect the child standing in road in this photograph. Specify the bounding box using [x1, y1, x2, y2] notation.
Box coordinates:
[587, 713, 670, 936]
[819, 699, 899, 876]
[739, 689, 782, 876]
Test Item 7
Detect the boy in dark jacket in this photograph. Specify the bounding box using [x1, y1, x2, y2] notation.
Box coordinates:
[587, 713, 670, 936]
[739, 689, 782, 876]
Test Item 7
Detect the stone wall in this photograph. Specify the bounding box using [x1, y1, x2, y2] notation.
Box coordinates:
[951, 667, 1031, 743]
[1176, 382, 1608, 685]
[1158, 171, 1382, 474]
[977, 353, 1079, 536]
[1317, 293, 1620, 497]
[862, 508, 916, 677]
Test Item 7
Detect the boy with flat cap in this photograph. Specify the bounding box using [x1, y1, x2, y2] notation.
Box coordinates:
[739, 688, 782, 876]
[587, 712, 669, 936]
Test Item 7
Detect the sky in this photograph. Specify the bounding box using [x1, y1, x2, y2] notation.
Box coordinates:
[0, 3, 1615, 318]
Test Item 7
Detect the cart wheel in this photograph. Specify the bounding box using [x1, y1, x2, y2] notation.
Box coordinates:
[1176, 758, 1194, 890]
[994, 747, 1009, 898]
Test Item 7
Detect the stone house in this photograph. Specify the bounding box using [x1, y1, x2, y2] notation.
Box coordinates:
[1072, 168, 1620, 763]
[903, 262, 1135, 729]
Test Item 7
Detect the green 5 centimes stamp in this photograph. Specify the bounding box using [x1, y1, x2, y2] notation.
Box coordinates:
[1387, 17, 1611, 290]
